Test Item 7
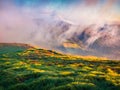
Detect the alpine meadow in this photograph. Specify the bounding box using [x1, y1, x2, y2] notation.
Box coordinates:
[0, 0, 120, 90]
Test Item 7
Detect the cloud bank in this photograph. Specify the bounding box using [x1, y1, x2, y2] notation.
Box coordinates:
[0, 0, 120, 59]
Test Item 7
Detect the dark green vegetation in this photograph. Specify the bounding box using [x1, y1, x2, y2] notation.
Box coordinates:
[0, 43, 120, 90]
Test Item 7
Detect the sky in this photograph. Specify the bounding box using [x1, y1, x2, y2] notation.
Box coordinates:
[0, 0, 120, 23]
[0, 0, 120, 59]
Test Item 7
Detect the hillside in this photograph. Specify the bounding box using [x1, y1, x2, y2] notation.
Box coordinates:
[0, 43, 120, 90]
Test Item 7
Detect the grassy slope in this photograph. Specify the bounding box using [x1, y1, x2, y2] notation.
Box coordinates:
[0, 43, 120, 90]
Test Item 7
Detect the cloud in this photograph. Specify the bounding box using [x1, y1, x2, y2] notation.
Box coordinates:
[0, 1, 120, 59]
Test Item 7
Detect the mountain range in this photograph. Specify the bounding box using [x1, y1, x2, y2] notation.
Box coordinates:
[31, 14, 120, 60]
[0, 10, 120, 60]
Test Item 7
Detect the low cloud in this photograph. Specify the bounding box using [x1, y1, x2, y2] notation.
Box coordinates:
[0, 1, 120, 59]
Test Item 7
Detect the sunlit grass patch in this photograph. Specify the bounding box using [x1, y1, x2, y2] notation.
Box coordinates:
[4, 61, 11, 65]
[26, 67, 45, 73]
[57, 64, 64, 67]
[51, 82, 96, 90]
[90, 71, 105, 75]
[81, 66, 93, 72]
[70, 63, 84, 68]
[13, 61, 27, 66]
[107, 68, 118, 76]
[71, 82, 95, 87]
[60, 71, 74, 76]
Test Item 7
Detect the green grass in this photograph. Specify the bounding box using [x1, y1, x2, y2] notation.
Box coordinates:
[0, 43, 120, 90]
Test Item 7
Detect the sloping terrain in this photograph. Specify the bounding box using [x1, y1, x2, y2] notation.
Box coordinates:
[0, 43, 120, 90]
